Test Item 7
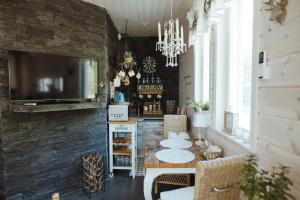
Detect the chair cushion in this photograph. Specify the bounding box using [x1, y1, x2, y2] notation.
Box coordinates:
[168, 131, 190, 140]
[160, 186, 194, 200]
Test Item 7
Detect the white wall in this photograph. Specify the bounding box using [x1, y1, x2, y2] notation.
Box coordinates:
[179, 1, 300, 198]
[179, 21, 195, 107]
[254, 0, 300, 197]
[206, 128, 250, 156]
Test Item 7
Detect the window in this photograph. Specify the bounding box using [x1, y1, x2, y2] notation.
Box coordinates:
[229, 0, 253, 131]
[202, 33, 210, 103]
[194, 33, 210, 103]
[209, 0, 254, 145]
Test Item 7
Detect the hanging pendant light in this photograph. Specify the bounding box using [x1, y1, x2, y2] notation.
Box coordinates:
[156, 0, 187, 67]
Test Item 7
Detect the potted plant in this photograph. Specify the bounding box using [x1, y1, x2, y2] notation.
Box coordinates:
[241, 154, 295, 200]
[187, 100, 210, 128]
[187, 100, 209, 113]
[123, 51, 133, 63]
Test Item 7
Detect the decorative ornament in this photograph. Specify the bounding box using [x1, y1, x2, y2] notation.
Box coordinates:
[142, 56, 157, 73]
[186, 0, 210, 47]
[136, 72, 141, 79]
[204, 0, 212, 15]
[115, 19, 140, 87]
[121, 75, 130, 86]
[156, 0, 186, 67]
[187, 9, 198, 32]
[263, 0, 288, 24]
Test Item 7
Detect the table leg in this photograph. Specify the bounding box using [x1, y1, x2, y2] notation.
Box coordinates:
[143, 168, 196, 200]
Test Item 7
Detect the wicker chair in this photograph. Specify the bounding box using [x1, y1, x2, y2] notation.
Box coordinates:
[160, 155, 246, 200]
[154, 115, 191, 194]
[163, 115, 187, 139]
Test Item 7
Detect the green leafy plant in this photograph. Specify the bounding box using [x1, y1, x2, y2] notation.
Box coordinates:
[241, 155, 260, 200]
[241, 154, 295, 200]
[187, 100, 209, 111]
[200, 102, 209, 111]
[123, 51, 132, 59]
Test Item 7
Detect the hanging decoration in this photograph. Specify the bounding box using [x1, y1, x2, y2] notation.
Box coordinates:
[204, 0, 212, 15]
[263, 0, 288, 24]
[186, 0, 210, 47]
[114, 20, 140, 87]
[119, 20, 136, 71]
[156, 0, 186, 67]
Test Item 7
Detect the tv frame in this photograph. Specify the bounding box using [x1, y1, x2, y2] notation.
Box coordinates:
[8, 50, 100, 103]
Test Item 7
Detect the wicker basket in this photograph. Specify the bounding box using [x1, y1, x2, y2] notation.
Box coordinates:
[204, 148, 224, 160]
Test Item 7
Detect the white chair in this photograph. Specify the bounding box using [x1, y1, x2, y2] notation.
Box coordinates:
[160, 155, 245, 200]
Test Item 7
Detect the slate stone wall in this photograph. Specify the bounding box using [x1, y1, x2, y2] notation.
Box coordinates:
[0, 113, 3, 199]
[1, 110, 108, 200]
[0, 0, 118, 199]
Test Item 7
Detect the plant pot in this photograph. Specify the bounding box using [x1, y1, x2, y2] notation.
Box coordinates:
[193, 111, 209, 127]
[124, 57, 133, 63]
[194, 107, 201, 112]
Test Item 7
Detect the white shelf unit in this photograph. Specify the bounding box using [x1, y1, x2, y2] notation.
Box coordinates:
[108, 119, 137, 178]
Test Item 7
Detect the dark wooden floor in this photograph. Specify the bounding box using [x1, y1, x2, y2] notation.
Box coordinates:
[62, 174, 145, 200]
[62, 171, 187, 200]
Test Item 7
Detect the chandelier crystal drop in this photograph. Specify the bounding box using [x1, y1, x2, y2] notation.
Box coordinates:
[156, 0, 186, 67]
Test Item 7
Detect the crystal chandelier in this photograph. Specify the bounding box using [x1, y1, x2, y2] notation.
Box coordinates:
[156, 0, 186, 67]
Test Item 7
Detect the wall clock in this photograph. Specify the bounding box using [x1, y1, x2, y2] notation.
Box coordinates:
[142, 56, 157, 74]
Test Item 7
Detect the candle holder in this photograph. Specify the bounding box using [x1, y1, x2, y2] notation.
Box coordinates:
[81, 152, 105, 198]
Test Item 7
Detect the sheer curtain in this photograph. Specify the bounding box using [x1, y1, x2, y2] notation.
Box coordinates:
[229, 0, 253, 139]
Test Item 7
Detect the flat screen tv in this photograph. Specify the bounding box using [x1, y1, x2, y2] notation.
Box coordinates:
[9, 51, 98, 101]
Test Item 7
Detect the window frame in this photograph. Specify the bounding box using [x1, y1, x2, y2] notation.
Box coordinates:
[202, 0, 257, 151]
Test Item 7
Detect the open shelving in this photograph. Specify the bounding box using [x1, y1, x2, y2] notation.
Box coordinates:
[108, 119, 137, 178]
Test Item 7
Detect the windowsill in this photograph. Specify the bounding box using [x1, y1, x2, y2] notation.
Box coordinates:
[208, 128, 252, 153]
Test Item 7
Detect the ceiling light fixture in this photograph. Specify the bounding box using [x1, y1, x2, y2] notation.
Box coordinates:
[156, 0, 187, 67]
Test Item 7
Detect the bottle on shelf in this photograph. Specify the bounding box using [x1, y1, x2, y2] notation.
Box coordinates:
[125, 156, 130, 166]
[157, 100, 161, 111]
[114, 155, 132, 167]
[153, 100, 157, 111]
[156, 76, 161, 84]
[151, 75, 155, 84]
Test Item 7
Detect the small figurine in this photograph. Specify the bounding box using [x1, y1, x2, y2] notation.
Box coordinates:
[263, 0, 288, 24]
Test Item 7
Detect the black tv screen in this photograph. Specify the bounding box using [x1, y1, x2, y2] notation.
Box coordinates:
[9, 51, 98, 101]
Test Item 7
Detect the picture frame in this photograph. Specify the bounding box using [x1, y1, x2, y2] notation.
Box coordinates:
[224, 111, 238, 135]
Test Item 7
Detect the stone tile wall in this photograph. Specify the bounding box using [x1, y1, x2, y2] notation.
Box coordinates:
[0, 0, 118, 199]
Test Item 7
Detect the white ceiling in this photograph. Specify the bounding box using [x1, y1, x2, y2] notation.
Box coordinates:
[84, 0, 194, 36]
